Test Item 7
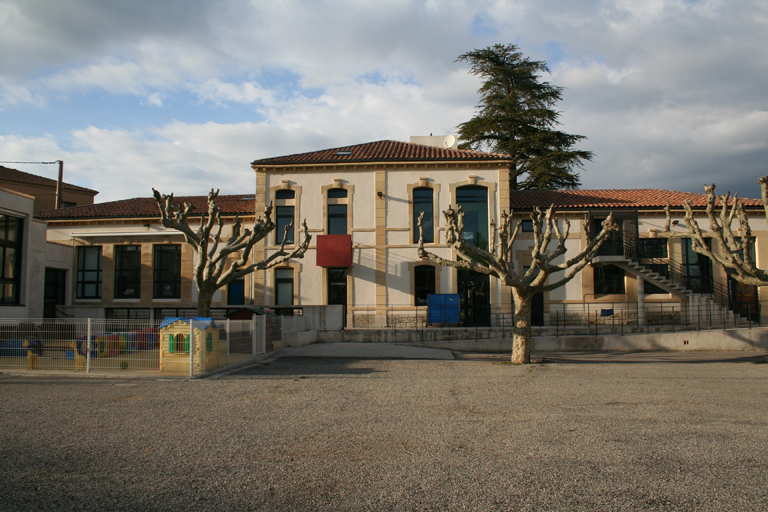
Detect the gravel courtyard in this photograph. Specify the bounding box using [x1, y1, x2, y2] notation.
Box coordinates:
[1, 351, 767, 511]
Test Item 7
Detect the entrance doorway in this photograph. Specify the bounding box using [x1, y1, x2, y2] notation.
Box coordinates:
[44, 268, 66, 318]
[531, 292, 544, 326]
[457, 269, 490, 326]
[728, 276, 759, 322]
[328, 268, 347, 326]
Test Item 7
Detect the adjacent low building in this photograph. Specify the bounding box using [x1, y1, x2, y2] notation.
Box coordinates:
[0, 165, 98, 212]
[37, 195, 258, 319]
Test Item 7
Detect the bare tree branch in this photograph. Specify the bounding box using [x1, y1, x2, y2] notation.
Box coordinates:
[417, 204, 617, 364]
[153, 188, 311, 315]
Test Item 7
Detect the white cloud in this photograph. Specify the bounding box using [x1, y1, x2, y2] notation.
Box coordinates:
[0, 0, 767, 204]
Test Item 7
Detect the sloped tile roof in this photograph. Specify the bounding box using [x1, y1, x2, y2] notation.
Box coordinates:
[509, 189, 763, 209]
[0, 166, 99, 194]
[251, 140, 511, 166]
[35, 194, 256, 221]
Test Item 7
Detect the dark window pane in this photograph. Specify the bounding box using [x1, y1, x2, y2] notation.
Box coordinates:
[276, 206, 295, 244]
[594, 265, 625, 294]
[327, 188, 347, 199]
[328, 268, 347, 306]
[413, 187, 433, 244]
[414, 265, 435, 306]
[275, 268, 293, 306]
[457, 186, 488, 249]
[275, 189, 295, 200]
[682, 238, 713, 293]
[76, 246, 102, 299]
[639, 239, 667, 258]
[228, 279, 245, 306]
[328, 204, 347, 235]
[115, 245, 141, 298]
[153, 245, 181, 298]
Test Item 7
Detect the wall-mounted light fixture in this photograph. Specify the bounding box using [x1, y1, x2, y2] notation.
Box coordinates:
[377, 191, 384, 198]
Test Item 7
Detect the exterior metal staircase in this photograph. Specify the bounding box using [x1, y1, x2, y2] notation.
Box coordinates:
[592, 237, 754, 327]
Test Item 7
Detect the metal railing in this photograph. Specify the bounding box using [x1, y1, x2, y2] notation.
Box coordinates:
[343, 300, 765, 343]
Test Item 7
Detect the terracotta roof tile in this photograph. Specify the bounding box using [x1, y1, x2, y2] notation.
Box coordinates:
[251, 140, 511, 166]
[0, 166, 98, 194]
[35, 194, 255, 221]
[508, 189, 763, 210]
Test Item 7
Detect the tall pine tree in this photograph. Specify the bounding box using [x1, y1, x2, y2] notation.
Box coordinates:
[457, 44, 592, 190]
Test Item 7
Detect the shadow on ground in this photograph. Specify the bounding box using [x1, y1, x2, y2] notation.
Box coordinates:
[223, 356, 387, 378]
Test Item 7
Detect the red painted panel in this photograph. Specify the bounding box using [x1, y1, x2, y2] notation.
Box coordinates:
[316, 234, 352, 267]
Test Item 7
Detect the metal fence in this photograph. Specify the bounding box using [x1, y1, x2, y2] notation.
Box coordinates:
[0, 317, 281, 376]
[345, 299, 765, 342]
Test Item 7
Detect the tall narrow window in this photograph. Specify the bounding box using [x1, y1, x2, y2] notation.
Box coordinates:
[456, 185, 488, 249]
[228, 278, 245, 306]
[683, 238, 713, 293]
[76, 246, 102, 299]
[275, 189, 295, 244]
[327, 268, 347, 306]
[275, 268, 294, 306]
[153, 245, 181, 299]
[0, 215, 23, 304]
[114, 245, 141, 298]
[414, 265, 436, 306]
[327, 188, 348, 235]
[413, 187, 433, 243]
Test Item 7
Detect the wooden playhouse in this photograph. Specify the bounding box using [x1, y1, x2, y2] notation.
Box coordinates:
[158, 318, 222, 374]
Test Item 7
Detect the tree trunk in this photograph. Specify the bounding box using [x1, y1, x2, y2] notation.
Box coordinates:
[511, 288, 532, 364]
[197, 288, 214, 317]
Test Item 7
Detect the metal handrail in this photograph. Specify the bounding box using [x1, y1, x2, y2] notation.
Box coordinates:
[623, 237, 732, 313]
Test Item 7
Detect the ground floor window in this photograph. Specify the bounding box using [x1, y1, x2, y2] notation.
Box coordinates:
[414, 265, 435, 306]
[153, 245, 181, 299]
[328, 268, 347, 306]
[275, 269, 294, 306]
[228, 279, 245, 306]
[76, 246, 102, 299]
[0, 214, 23, 304]
[594, 265, 625, 295]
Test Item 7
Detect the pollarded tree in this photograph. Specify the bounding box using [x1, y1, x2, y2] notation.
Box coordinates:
[456, 44, 593, 190]
[663, 177, 768, 287]
[153, 188, 311, 317]
[418, 206, 616, 364]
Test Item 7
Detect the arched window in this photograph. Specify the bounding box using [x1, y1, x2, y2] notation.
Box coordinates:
[174, 333, 188, 353]
[456, 185, 488, 249]
[413, 187, 433, 243]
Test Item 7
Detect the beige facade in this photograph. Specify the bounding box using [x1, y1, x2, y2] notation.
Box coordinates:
[44, 214, 258, 319]
[251, 140, 515, 325]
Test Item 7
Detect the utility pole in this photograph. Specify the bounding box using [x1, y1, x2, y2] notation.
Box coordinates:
[54, 160, 64, 209]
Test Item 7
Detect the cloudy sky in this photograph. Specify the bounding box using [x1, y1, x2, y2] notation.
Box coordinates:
[1, 0, 766, 203]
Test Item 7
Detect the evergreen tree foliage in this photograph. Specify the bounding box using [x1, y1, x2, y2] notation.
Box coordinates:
[457, 44, 592, 190]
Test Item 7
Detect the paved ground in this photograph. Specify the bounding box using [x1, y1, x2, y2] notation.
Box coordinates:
[1, 350, 767, 511]
[277, 342, 455, 360]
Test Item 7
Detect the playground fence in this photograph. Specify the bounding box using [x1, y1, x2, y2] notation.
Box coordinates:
[0, 317, 278, 376]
